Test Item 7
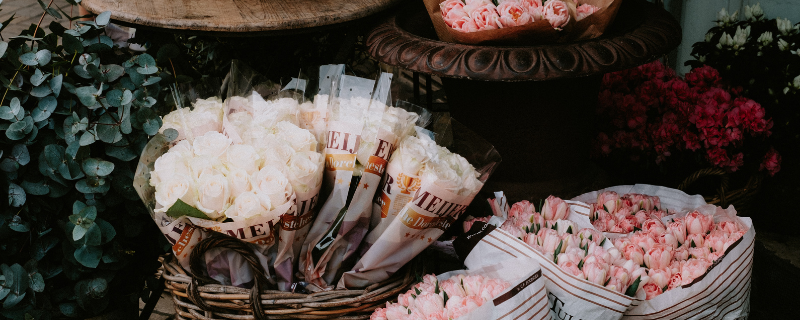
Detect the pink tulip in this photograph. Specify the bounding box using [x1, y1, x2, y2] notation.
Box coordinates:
[648, 269, 671, 289]
[596, 191, 621, 214]
[558, 259, 584, 278]
[583, 262, 608, 285]
[542, 195, 569, 220]
[643, 283, 663, 300]
[644, 244, 674, 270]
[680, 258, 712, 285]
[667, 218, 687, 245]
[537, 228, 562, 254]
[605, 277, 626, 293]
[667, 272, 683, 290]
[685, 211, 714, 235]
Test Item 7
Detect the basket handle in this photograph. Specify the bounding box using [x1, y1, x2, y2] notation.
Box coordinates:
[187, 232, 270, 320]
[677, 168, 730, 206]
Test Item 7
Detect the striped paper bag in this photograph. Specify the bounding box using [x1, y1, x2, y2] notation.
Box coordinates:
[453, 225, 549, 319]
[456, 222, 639, 320]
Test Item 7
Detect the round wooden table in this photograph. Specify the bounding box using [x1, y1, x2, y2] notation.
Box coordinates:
[81, 0, 403, 35]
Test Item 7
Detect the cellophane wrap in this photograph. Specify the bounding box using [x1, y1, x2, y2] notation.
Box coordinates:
[339, 119, 501, 289]
[134, 61, 323, 290]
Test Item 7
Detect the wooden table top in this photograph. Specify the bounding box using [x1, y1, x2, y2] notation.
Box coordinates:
[82, 0, 403, 34]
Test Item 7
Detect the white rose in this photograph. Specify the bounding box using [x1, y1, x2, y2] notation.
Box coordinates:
[260, 135, 295, 167]
[195, 172, 230, 219]
[241, 126, 273, 151]
[224, 191, 265, 221]
[185, 108, 223, 140]
[275, 121, 316, 152]
[330, 97, 371, 123]
[159, 108, 191, 141]
[227, 111, 252, 136]
[287, 151, 323, 193]
[313, 94, 329, 111]
[252, 166, 292, 210]
[460, 168, 483, 196]
[226, 144, 261, 174]
[225, 96, 250, 113]
[192, 131, 231, 158]
[154, 174, 195, 213]
[228, 167, 252, 196]
[170, 139, 194, 157]
[150, 150, 191, 186]
[193, 97, 224, 112]
[424, 161, 461, 193]
[188, 156, 226, 181]
[392, 135, 432, 174]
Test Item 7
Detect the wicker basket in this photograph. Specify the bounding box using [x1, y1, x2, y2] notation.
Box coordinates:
[161, 233, 418, 320]
[678, 168, 762, 215]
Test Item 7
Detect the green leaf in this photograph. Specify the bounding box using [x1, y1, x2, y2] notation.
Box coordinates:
[3, 292, 26, 309]
[58, 158, 84, 180]
[30, 68, 49, 86]
[6, 120, 28, 140]
[31, 235, 59, 261]
[0, 105, 16, 120]
[82, 158, 114, 176]
[142, 76, 161, 86]
[137, 53, 156, 67]
[50, 74, 62, 98]
[97, 113, 121, 143]
[75, 178, 110, 193]
[81, 224, 102, 246]
[554, 240, 563, 263]
[79, 205, 97, 221]
[11, 144, 30, 166]
[75, 86, 98, 107]
[8, 183, 26, 207]
[63, 34, 84, 55]
[79, 131, 96, 146]
[105, 145, 137, 161]
[19, 52, 38, 66]
[137, 65, 158, 75]
[99, 64, 124, 82]
[105, 89, 122, 107]
[95, 218, 116, 244]
[21, 180, 49, 195]
[8, 218, 30, 232]
[6, 264, 29, 295]
[72, 224, 88, 241]
[96, 11, 111, 26]
[30, 84, 52, 97]
[157, 44, 180, 62]
[142, 116, 161, 135]
[32, 95, 57, 121]
[166, 199, 211, 220]
[74, 245, 102, 268]
[625, 276, 642, 297]
[73, 201, 87, 215]
[0, 41, 8, 58]
[36, 49, 52, 66]
[49, 20, 66, 35]
[0, 286, 8, 301]
[163, 128, 179, 141]
[29, 273, 44, 293]
[59, 303, 79, 317]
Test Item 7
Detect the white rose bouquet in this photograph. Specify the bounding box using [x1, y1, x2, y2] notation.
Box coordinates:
[136, 89, 324, 290]
[299, 73, 422, 290]
[339, 118, 500, 289]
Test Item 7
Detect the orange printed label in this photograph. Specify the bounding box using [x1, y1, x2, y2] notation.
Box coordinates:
[397, 173, 420, 194]
[399, 209, 457, 231]
[172, 225, 197, 255]
[325, 154, 356, 171]
[364, 156, 388, 176]
[379, 192, 391, 218]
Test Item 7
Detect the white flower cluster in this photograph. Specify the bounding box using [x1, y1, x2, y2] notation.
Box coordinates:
[391, 134, 482, 197]
[152, 95, 323, 221]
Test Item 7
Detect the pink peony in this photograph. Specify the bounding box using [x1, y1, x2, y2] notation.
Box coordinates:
[605, 277, 626, 293]
[497, 1, 533, 27]
[542, 0, 570, 28]
[716, 220, 740, 234]
[445, 295, 483, 319]
[575, 3, 600, 21]
[609, 265, 631, 286]
[468, 4, 502, 31]
[680, 258, 712, 285]
[622, 243, 644, 266]
[397, 292, 415, 307]
[688, 246, 711, 260]
[724, 231, 746, 251]
[673, 246, 689, 261]
[450, 16, 480, 32]
[704, 230, 728, 253]
[509, 200, 535, 220]
[643, 282, 663, 300]
[667, 218, 687, 245]
[384, 303, 410, 320]
[630, 231, 656, 251]
[441, 0, 470, 28]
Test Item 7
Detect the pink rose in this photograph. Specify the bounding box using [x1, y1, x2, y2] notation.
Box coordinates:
[673, 246, 689, 261]
[622, 243, 644, 266]
[667, 219, 687, 245]
[461, 275, 485, 296]
[537, 228, 562, 254]
[724, 231, 745, 251]
[468, 4, 501, 31]
[445, 295, 482, 319]
[716, 220, 739, 234]
[542, 0, 572, 28]
[680, 258, 712, 285]
[450, 15, 480, 32]
[371, 307, 388, 320]
[558, 259, 584, 277]
[704, 230, 728, 253]
[575, 3, 600, 21]
[497, 1, 532, 27]
[596, 191, 621, 214]
[439, 278, 466, 299]
[583, 262, 608, 285]
[685, 211, 714, 235]
[509, 200, 535, 220]
[385, 303, 410, 320]
[630, 231, 656, 251]
[643, 283, 663, 300]
[667, 273, 683, 290]
[648, 268, 671, 289]
[578, 228, 604, 247]
[479, 278, 510, 302]
[642, 218, 666, 236]
[644, 244, 674, 270]
[542, 195, 569, 220]
[605, 277, 625, 293]
[686, 233, 705, 248]
[618, 215, 637, 233]
[518, 0, 543, 20]
[688, 246, 710, 260]
[398, 292, 415, 307]
[609, 265, 631, 286]
[413, 292, 445, 317]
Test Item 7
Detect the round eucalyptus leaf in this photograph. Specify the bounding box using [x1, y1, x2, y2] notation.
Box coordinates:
[11, 144, 30, 166]
[97, 114, 121, 143]
[142, 116, 162, 136]
[30, 68, 49, 86]
[163, 128, 179, 141]
[29, 273, 45, 293]
[99, 64, 124, 82]
[142, 76, 161, 86]
[96, 11, 112, 26]
[50, 74, 63, 98]
[105, 89, 122, 107]
[82, 158, 115, 177]
[0, 41, 8, 58]
[19, 52, 38, 66]
[6, 121, 27, 140]
[75, 178, 110, 194]
[30, 84, 53, 98]
[95, 218, 116, 244]
[8, 183, 26, 207]
[32, 96, 57, 122]
[62, 34, 84, 55]
[79, 131, 95, 146]
[75, 86, 98, 107]
[74, 245, 102, 268]
[35, 50, 52, 66]
[21, 180, 49, 196]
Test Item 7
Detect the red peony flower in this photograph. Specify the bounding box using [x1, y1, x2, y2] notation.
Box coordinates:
[760, 148, 781, 176]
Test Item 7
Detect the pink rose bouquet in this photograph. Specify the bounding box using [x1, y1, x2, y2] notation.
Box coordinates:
[371, 273, 510, 320]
